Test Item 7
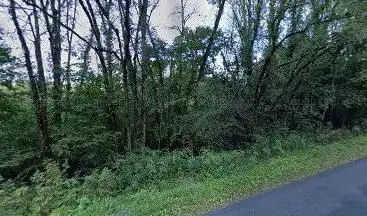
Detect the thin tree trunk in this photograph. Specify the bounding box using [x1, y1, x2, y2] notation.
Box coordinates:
[79, 0, 118, 131]
[197, 0, 226, 82]
[118, 0, 135, 150]
[65, 0, 78, 117]
[32, 3, 52, 156]
[50, 0, 63, 124]
[125, 0, 135, 150]
[10, 0, 51, 158]
[140, 0, 149, 149]
[38, 0, 63, 124]
[80, 34, 93, 85]
[148, 29, 164, 150]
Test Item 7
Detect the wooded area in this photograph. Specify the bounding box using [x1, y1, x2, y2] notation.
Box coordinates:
[0, 0, 366, 214]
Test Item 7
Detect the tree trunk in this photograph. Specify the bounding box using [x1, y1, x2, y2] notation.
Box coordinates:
[197, 0, 226, 82]
[118, 0, 136, 150]
[140, 0, 149, 149]
[50, 0, 63, 124]
[148, 29, 165, 150]
[65, 0, 78, 117]
[10, 0, 51, 158]
[79, 0, 118, 131]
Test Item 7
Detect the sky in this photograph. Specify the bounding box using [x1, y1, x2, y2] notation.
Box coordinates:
[0, 0, 226, 80]
[0, 0, 219, 56]
[151, 0, 215, 42]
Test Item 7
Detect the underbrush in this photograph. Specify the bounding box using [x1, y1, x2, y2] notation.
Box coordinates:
[0, 129, 363, 216]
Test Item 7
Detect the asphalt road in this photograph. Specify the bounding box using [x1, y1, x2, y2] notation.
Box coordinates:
[206, 159, 367, 216]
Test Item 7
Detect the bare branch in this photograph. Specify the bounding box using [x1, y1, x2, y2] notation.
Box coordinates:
[22, 0, 121, 61]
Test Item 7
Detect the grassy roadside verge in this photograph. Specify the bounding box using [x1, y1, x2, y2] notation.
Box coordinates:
[61, 135, 367, 216]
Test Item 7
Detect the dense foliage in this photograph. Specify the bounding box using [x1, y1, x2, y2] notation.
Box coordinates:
[1, 132, 367, 216]
[0, 0, 366, 214]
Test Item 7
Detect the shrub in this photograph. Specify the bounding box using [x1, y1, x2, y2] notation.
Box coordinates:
[81, 168, 120, 197]
[0, 130, 360, 215]
[30, 162, 68, 215]
[114, 150, 204, 191]
[0, 180, 32, 215]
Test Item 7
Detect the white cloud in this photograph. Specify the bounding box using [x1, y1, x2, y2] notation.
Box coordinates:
[150, 0, 214, 42]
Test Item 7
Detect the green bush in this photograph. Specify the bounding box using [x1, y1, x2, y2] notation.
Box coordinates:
[114, 150, 203, 191]
[0, 85, 38, 179]
[0, 130, 359, 215]
[81, 168, 120, 197]
[0, 162, 80, 216]
[30, 162, 67, 215]
[0, 180, 32, 215]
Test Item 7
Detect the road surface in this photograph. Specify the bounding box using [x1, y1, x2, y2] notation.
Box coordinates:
[206, 159, 367, 216]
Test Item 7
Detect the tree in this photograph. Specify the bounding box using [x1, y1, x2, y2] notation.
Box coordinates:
[231, 0, 264, 76]
[0, 28, 15, 86]
[2, 0, 366, 178]
[37, 0, 64, 124]
[9, 0, 52, 158]
[140, 0, 149, 148]
[65, 0, 78, 116]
